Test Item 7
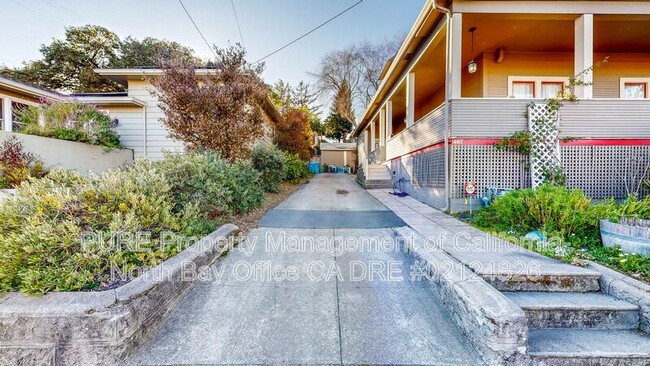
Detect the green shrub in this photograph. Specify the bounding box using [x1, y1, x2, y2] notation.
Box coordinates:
[0, 136, 48, 188]
[15, 100, 122, 149]
[226, 160, 265, 213]
[283, 153, 310, 183]
[0, 151, 269, 295]
[251, 145, 285, 192]
[474, 184, 599, 240]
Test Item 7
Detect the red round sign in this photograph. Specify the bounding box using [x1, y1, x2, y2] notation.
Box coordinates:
[464, 182, 477, 195]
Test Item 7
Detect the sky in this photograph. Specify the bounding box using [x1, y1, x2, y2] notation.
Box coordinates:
[1, 0, 425, 87]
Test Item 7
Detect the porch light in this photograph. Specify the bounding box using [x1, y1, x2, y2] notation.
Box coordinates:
[468, 27, 478, 74]
[468, 60, 477, 74]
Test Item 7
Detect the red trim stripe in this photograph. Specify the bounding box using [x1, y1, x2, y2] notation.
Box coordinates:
[389, 138, 650, 161]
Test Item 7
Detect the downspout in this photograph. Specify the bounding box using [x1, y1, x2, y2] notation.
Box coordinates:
[431, 0, 452, 212]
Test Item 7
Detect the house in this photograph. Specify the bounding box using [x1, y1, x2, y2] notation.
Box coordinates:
[320, 142, 357, 169]
[353, 0, 650, 211]
[0, 70, 280, 161]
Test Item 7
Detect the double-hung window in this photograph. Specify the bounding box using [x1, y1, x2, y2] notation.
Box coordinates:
[508, 77, 568, 99]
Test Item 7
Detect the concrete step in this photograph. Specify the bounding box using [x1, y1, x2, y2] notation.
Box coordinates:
[504, 292, 639, 329]
[482, 271, 601, 292]
[364, 180, 393, 189]
[528, 329, 650, 365]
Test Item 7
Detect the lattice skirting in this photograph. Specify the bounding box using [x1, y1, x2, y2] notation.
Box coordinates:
[391, 146, 445, 188]
[450, 144, 650, 199]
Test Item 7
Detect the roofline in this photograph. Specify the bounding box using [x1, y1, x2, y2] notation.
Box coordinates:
[352, 0, 439, 137]
[75, 96, 147, 107]
[0, 75, 63, 100]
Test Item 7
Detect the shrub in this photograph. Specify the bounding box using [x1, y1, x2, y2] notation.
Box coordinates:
[283, 153, 310, 183]
[474, 184, 598, 240]
[0, 136, 48, 188]
[251, 145, 285, 192]
[15, 100, 122, 149]
[0, 151, 269, 294]
[226, 160, 265, 212]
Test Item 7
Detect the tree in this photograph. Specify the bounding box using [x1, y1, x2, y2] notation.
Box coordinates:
[311, 34, 403, 119]
[112, 36, 202, 68]
[331, 80, 355, 123]
[1, 25, 203, 93]
[274, 107, 314, 161]
[269, 79, 294, 113]
[151, 45, 267, 161]
[324, 113, 354, 143]
[1, 25, 122, 92]
[292, 81, 321, 114]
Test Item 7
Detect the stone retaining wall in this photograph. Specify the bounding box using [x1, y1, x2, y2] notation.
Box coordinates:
[0, 224, 239, 366]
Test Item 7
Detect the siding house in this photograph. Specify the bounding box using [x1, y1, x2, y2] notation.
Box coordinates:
[353, 0, 650, 211]
[320, 142, 357, 168]
[0, 70, 280, 161]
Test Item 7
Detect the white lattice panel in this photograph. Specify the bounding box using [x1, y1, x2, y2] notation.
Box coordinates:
[528, 104, 560, 187]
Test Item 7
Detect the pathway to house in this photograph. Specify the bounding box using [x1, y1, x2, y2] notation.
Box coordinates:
[125, 174, 482, 365]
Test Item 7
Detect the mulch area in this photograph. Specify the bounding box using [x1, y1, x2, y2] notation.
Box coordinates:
[231, 181, 304, 234]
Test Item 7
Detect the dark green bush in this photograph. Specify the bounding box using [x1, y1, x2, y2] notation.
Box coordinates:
[226, 160, 265, 213]
[251, 145, 285, 192]
[283, 153, 311, 183]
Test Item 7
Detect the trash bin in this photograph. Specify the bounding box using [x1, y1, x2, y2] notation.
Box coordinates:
[308, 162, 320, 174]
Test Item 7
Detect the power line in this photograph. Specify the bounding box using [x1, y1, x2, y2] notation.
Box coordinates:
[252, 0, 363, 65]
[230, 0, 245, 47]
[178, 0, 217, 58]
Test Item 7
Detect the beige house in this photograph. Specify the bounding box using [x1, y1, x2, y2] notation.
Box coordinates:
[353, 0, 650, 211]
[320, 143, 356, 168]
[0, 70, 280, 161]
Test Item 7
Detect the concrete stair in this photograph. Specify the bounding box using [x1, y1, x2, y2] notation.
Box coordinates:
[528, 329, 650, 365]
[363, 164, 392, 189]
[504, 292, 639, 330]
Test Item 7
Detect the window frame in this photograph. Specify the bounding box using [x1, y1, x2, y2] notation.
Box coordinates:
[507, 76, 569, 99]
[541, 81, 565, 99]
[620, 79, 648, 100]
[511, 81, 536, 99]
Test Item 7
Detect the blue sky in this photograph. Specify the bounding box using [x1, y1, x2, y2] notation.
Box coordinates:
[1, 0, 425, 86]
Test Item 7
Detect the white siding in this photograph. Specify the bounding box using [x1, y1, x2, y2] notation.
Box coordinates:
[386, 103, 446, 160]
[104, 106, 145, 158]
[127, 80, 185, 160]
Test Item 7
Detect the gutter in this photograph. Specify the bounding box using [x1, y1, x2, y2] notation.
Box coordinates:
[430, 0, 452, 212]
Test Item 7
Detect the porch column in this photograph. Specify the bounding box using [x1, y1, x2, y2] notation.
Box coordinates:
[370, 121, 376, 151]
[406, 73, 415, 128]
[379, 107, 386, 148]
[386, 101, 393, 138]
[574, 14, 594, 99]
[2, 98, 11, 132]
[364, 128, 370, 155]
[450, 12, 463, 99]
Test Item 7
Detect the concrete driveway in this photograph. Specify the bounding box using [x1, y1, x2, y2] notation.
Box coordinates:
[126, 174, 481, 365]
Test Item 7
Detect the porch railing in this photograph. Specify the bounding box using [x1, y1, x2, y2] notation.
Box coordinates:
[368, 146, 385, 164]
[386, 103, 446, 160]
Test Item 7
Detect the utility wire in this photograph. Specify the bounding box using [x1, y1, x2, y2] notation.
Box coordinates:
[252, 0, 363, 65]
[178, 0, 217, 58]
[230, 0, 245, 47]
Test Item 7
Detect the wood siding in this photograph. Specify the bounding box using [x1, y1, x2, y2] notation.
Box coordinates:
[127, 80, 185, 160]
[107, 106, 146, 158]
[386, 103, 446, 160]
[450, 98, 650, 138]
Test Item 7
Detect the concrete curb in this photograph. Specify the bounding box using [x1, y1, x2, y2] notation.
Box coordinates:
[0, 224, 239, 366]
[586, 260, 650, 332]
[393, 227, 528, 365]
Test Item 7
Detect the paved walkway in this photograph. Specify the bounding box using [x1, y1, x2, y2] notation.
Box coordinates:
[125, 174, 481, 365]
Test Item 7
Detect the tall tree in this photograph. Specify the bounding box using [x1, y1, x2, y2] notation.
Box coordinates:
[113, 36, 202, 68]
[292, 81, 321, 114]
[151, 45, 267, 161]
[330, 80, 355, 123]
[311, 33, 403, 119]
[269, 79, 294, 113]
[274, 107, 314, 161]
[323, 113, 354, 143]
[1, 25, 122, 92]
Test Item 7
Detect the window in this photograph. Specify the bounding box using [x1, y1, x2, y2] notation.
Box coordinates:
[542, 82, 564, 99]
[624, 82, 647, 99]
[512, 81, 535, 99]
[508, 77, 568, 99]
[11, 102, 28, 131]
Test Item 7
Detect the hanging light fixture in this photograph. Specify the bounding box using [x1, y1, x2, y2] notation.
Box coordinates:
[468, 27, 478, 74]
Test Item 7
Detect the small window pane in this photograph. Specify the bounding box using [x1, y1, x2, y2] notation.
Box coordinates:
[542, 82, 564, 99]
[624, 83, 646, 99]
[513, 82, 534, 98]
